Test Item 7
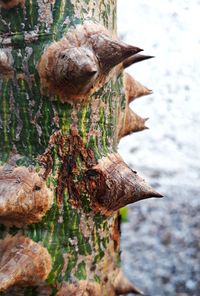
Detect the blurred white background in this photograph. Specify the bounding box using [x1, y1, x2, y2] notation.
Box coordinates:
[117, 1, 200, 295]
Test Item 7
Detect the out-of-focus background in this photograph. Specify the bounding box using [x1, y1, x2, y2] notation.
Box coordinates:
[117, 0, 200, 295]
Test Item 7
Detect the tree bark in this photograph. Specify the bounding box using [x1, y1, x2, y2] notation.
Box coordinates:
[0, 1, 161, 295]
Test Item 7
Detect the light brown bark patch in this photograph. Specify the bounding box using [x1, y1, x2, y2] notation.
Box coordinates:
[56, 280, 101, 296]
[0, 166, 53, 227]
[0, 235, 52, 292]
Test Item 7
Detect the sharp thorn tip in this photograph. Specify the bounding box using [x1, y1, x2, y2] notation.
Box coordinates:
[153, 192, 164, 198]
[147, 55, 155, 59]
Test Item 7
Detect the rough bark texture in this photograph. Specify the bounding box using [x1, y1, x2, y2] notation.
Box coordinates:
[0, 1, 160, 295]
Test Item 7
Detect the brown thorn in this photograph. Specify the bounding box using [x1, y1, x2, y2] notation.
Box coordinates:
[146, 190, 163, 198]
[113, 269, 144, 295]
[38, 45, 99, 102]
[123, 72, 152, 103]
[85, 153, 163, 214]
[0, 235, 52, 292]
[123, 54, 154, 69]
[118, 108, 148, 139]
[90, 32, 143, 73]
[38, 22, 144, 103]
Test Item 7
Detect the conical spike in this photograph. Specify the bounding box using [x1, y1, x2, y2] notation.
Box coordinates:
[56, 280, 101, 296]
[0, 166, 53, 227]
[53, 47, 98, 89]
[85, 153, 163, 214]
[38, 45, 99, 101]
[118, 108, 148, 139]
[114, 270, 144, 295]
[124, 72, 152, 103]
[123, 54, 154, 69]
[90, 33, 143, 73]
[0, 235, 52, 292]
[38, 22, 144, 102]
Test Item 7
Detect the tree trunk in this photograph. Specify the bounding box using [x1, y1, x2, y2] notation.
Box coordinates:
[0, 1, 161, 295]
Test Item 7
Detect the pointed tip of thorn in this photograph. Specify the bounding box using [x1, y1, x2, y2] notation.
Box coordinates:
[143, 55, 155, 60]
[114, 270, 145, 295]
[123, 53, 154, 68]
[123, 73, 153, 102]
[129, 285, 145, 295]
[126, 46, 144, 57]
[149, 191, 164, 198]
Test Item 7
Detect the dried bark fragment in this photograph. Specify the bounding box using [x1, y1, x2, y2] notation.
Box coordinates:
[0, 166, 53, 227]
[0, 235, 52, 292]
[85, 153, 162, 215]
[113, 270, 144, 295]
[0, 0, 24, 9]
[56, 280, 101, 296]
[38, 22, 142, 103]
[123, 72, 152, 103]
[118, 107, 148, 139]
[39, 129, 97, 207]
